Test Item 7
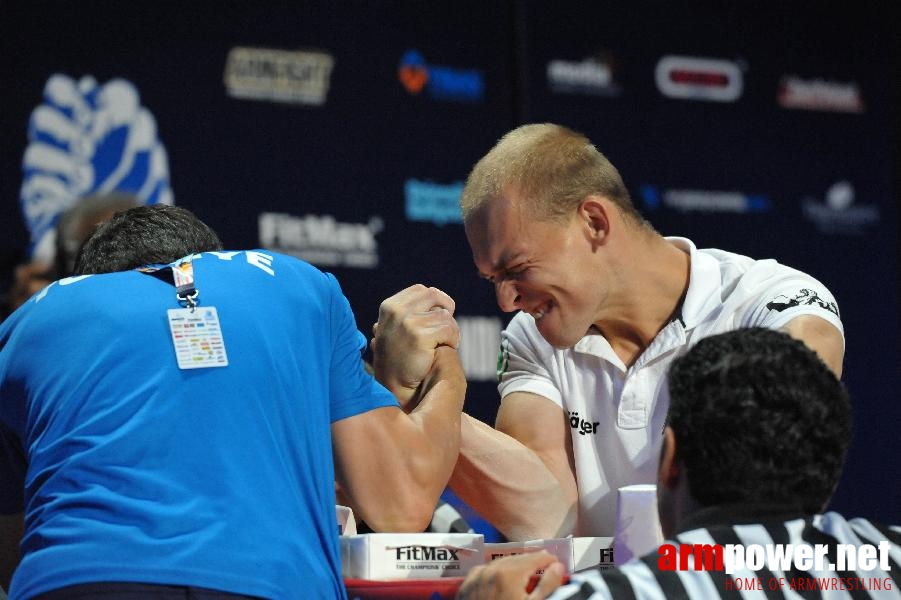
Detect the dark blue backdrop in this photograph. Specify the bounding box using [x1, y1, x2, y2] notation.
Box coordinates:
[2, 2, 898, 531]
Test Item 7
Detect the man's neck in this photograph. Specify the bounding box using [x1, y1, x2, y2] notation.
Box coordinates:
[594, 234, 690, 367]
[676, 502, 809, 534]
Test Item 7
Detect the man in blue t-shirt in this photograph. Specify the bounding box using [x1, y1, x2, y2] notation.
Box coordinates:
[0, 205, 467, 599]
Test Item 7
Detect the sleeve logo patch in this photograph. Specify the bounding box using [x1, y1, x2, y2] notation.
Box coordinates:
[496, 338, 509, 382]
[765, 289, 839, 317]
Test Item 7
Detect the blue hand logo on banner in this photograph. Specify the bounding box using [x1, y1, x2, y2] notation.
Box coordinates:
[19, 74, 173, 260]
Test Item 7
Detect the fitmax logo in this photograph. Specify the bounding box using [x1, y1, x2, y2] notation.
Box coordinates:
[394, 546, 461, 561]
[258, 212, 381, 269]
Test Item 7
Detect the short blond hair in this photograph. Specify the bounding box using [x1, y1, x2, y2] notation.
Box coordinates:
[460, 123, 642, 225]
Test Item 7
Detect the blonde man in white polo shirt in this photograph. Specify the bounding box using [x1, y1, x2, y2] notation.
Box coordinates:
[375, 123, 844, 542]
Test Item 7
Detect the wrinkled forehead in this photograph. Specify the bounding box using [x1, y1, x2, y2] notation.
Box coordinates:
[465, 193, 552, 276]
[464, 192, 525, 243]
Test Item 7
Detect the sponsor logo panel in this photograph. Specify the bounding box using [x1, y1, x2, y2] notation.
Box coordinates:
[258, 212, 381, 268]
[224, 47, 334, 106]
[546, 52, 621, 96]
[640, 185, 770, 214]
[20, 74, 172, 260]
[404, 178, 464, 226]
[778, 75, 864, 113]
[655, 55, 744, 102]
[398, 50, 484, 103]
[801, 181, 879, 235]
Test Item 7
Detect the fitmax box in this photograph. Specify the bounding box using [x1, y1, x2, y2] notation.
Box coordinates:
[341, 533, 485, 580]
[484, 537, 614, 573]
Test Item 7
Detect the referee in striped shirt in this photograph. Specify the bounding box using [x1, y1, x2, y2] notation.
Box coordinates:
[459, 327, 900, 599]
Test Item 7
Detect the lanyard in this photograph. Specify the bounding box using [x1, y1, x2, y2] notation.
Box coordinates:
[138, 260, 200, 311]
[137, 258, 228, 370]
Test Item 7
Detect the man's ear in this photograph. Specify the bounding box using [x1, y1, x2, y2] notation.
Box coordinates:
[577, 196, 611, 244]
[658, 426, 680, 490]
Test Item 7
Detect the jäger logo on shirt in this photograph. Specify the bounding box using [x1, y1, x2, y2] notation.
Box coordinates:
[570, 411, 599, 435]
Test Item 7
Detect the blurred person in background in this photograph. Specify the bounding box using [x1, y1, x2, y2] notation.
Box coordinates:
[3, 193, 140, 317]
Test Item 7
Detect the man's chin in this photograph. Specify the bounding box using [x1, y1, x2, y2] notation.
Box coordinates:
[537, 323, 581, 349]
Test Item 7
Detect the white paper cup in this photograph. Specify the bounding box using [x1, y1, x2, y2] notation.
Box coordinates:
[336, 504, 357, 536]
[613, 484, 663, 565]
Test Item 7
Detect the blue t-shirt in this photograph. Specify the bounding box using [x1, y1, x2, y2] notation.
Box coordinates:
[0, 250, 398, 599]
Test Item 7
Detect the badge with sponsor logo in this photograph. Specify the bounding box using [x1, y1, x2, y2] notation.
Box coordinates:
[167, 306, 229, 369]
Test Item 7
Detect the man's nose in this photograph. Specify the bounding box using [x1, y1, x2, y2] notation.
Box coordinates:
[495, 279, 521, 313]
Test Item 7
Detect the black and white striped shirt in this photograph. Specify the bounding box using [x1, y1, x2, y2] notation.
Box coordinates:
[551, 505, 901, 599]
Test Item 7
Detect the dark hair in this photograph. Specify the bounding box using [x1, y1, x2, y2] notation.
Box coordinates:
[667, 327, 852, 513]
[74, 205, 224, 274]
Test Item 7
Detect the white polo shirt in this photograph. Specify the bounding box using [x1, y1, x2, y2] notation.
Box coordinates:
[497, 238, 844, 536]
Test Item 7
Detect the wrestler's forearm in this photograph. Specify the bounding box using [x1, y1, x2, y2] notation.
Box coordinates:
[449, 414, 577, 541]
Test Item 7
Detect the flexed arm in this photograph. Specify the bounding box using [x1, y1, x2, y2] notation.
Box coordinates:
[332, 285, 466, 532]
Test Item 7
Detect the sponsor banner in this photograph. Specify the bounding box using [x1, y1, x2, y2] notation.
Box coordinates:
[404, 178, 464, 226]
[778, 75, 864, 113]
[20, 74, 172, 260]
[655, 55, 744, 102]
[224, 47, 334, 106]
[398, 49, 484, 103]
[258, 212, 381, 269]
[457, 316, 502, 382]
[802, 181, 879, 235]
[547, 53, 621, 96]
[640, 185, 770, 214]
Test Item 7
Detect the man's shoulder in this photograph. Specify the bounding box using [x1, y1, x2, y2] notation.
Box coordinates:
[696, 246, 820, 285]
[824, 512, 901, 545]
[693, 246, 833, 314]
[194, 249, 331, 283]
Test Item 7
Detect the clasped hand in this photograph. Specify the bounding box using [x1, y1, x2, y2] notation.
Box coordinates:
[371, 284, 461, 409]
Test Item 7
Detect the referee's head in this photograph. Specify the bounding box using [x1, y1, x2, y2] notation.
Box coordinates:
[658, 327, 852, 535]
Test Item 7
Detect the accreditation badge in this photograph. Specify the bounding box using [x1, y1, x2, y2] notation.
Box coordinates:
[167, 306, 229, 369]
